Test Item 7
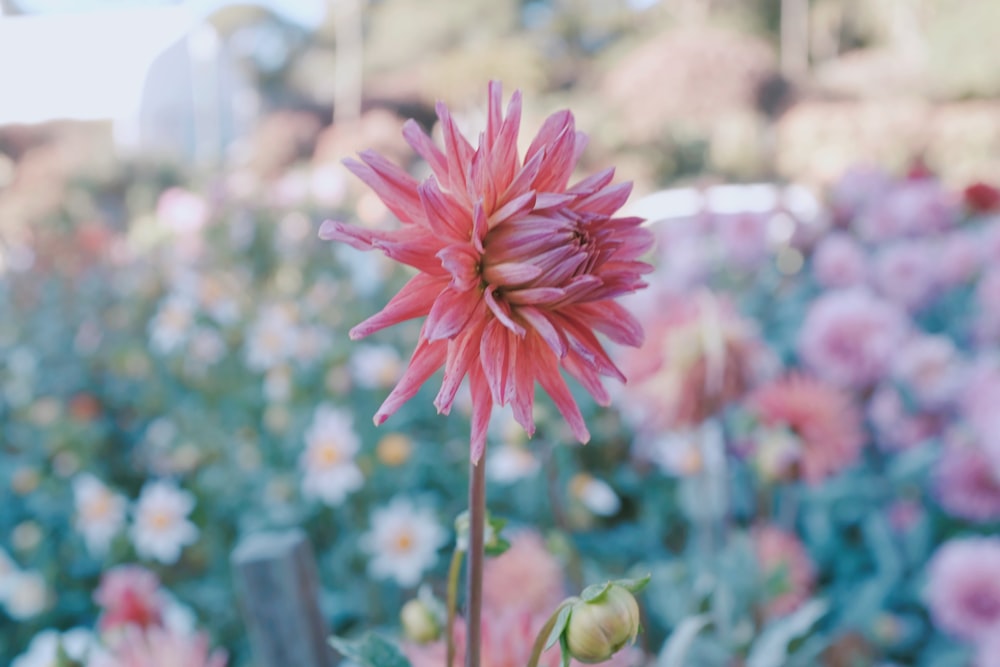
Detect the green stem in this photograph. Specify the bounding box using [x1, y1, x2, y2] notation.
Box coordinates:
[445, 546, 465, 667]
[465, 456, 487, 667]
[526, 600, 575, 667]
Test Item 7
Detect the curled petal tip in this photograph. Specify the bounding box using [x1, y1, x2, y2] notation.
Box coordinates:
[348, 328, 366, 341]
[318, 219, 343, 240]
[373, 413, 388, 427]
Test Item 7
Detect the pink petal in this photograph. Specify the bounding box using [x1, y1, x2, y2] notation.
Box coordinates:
[525, 110, 572, 165]
[374, 337, 448, 426]
[435, 316, 486, 414]
[424, 286, 484, 341]
[505, 287, 567, 306]
[482, 261, 543, 286]
[489, 89, 523, 193]
[568, 167, 615, 197]
[485, 80, 504, 150]
[500, 149, 545, 206]
[535, 350, 590, 444]
[510, 344, 536, 436]
[562, 350, 612, 406]
[469, 364, 493, 463]
[344, 152, 423, 224]
[489, 190, 536, 228]
[418, 181, 471, 240]
[572, 301, 644, 347]
[573, 182, 633, 216]
[437, 244, 482, 291]
[472, 201, 488, 254]
[350, 273, 448, 339]
[437, 102, 475, 196]
[519, 306, 567, 357]
[480, 319, 518, 405]
[484, 286, 526, 336]
[403, 119, 449, 180]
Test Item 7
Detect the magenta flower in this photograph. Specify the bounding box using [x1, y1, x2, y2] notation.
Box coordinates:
[872, 240, 938, 311]
[94, 566, 164, 635]
[926, 538, 1000, 642]
[933, 443, 1000, 523]
[105, 627, 227, 667]
[320, 82, 652, 460]
[811, 233, 867, 289]
[797, 289, 909, 389]
[752, 524, 816, 619]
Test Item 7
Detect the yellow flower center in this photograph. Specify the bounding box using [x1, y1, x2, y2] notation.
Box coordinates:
[313, 441, 342, 468]
[148, 510, 174, 531]
[82, 493, 113, 521]
[394, 531, 414, 553]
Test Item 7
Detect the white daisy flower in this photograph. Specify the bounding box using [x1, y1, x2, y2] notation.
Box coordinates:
[361, 497, 447, 588]
[245, 304, 300, 372]
[4, 569, 49, 620]
[73, 473, 128, 556]
[187, 327, 227, 368]
[149, 294, 196, 355]
[300, 404, 364, 506]
[130, 481, 199, 564]
[348, 344, 403, 390]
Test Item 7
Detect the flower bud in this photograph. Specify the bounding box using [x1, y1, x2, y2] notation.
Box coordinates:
[565, 585, 641, 664]
[400, 598, 440, 643]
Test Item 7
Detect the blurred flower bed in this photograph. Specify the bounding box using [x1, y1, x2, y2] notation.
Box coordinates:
[2, 106, 1000, 667]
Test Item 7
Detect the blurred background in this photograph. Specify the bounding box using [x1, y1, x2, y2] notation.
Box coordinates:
[3, 1, 1000, 666]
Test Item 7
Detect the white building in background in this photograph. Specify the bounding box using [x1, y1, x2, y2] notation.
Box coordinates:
[0, 0, 326, 162]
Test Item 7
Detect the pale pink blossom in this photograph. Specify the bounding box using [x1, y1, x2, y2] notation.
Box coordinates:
[926, 538, 1000, 641]
[975, 268, 1000, 343]
[105, 626, 227, 667]
[829, 165, 894, 226]
[320, 81, 652, 460]
[811, 233, 867, 289]
[933, 444, 1000, 523]
[483, 531, 564, 614]
[617, 290, 762, 431]
[872, 241, 938, 311]
[714, 212, 769, 268]
[890, 335, 965, 409]
[753, 524, 816, 619]
[748, 374, 864, 484]
[976, 631, 1000, 667]
[855, 179, 959, 241]
[797, 289, 909, 389]
[936, 231, 983, 288]
[94, 566, 164, 634]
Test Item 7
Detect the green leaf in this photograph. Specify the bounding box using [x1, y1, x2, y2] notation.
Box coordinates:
[545, 602, 575, 650]
[746, 599, 828, 667]
[559, 633, 572, 667]
[329, 633, 412, 667]
[657, 615, 712, 667]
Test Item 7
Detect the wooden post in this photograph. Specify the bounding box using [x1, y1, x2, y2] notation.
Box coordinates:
[232, 530, 337, 667]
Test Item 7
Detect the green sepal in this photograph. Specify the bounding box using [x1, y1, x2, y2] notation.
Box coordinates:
[544, 600, 576, 650]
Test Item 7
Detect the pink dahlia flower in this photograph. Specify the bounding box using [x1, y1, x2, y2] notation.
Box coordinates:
[926, 538, 1000, 642]
[104, 626, 227, 667]
[797, 289, 909, 389]
[482, 531, 564, 614]
[320, 82, 652, 460]
[94, 566, 164, 634]
[616, 290, 763, 431]
[752, 524, 816, 619]
[936, 230, 983, 288]
[976, 631, 1000, 667]
[811, 233, 867, 289]
[889, 334, 964, 409]
[748, 374, 864, 484]
[872, 241, 938, 311]
[933, 443, 1000, 523]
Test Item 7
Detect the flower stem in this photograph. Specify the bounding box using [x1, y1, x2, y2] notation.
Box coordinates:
[445, 546, 465, 667]
[465, 456, 487, 667]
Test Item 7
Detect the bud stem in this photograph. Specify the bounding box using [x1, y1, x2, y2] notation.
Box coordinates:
[445, 545, 465, 667]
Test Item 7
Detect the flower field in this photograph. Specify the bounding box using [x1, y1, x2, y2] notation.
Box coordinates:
[3, 102, 1000, 666]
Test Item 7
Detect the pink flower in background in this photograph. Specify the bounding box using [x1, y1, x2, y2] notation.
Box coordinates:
[748, 374, 864, 484]
[890, 335, 964, 409]
[797, 289, 909, 389]
[974, 268, 1000, 343]
[714, 212, 769, 268]
[829, 165, 893, 226]
[937, 231, 983, 287]
[933, 444, 1000, 523]
[855, 179, 959, 241]
[617, 290, 763, 431]
[753, 524, 816, 618]
[482, 531, 564, 614]
[926, 538, 1000, 642]
[976, 631, 1000, 667]
[811, 233, 867, 288]
[873, 241, 938, 311]
[320, 81, 652, 460]
[94, 566, 164, 635]
[105, 626, 227, 667]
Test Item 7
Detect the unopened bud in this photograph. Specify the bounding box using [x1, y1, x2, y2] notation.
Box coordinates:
[565, 585, 641, 664]
[400, 598, 440, 643]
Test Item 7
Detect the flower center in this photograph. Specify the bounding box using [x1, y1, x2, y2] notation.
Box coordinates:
[393, 531, 414, 553]
[313, 441, 343, 468]
[82, 493, 113, 521]
[148, 510, 174, 531]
